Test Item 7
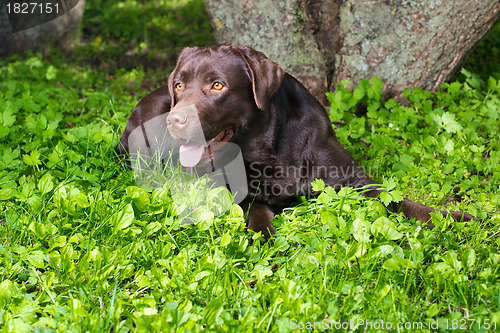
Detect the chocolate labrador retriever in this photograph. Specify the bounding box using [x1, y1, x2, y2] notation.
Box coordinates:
[117, 44, 476, 239]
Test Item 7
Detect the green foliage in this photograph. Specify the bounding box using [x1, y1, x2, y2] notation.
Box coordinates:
[327, 71, 499, 216]
[0, 2, 499, 331]
[78, 0, 215, 67]
[462, 22, 500, 80]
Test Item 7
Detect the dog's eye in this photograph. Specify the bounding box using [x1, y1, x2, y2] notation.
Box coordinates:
[175, 83, 183, 91]
[212, 82, 224, 90]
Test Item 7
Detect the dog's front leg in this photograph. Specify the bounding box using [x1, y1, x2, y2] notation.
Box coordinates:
[240, 202, 276, 240]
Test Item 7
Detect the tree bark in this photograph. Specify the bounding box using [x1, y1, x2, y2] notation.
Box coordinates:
[0, 0, 85, 57]
[205, 0, 329, 103]
[204, 0, 500, 103]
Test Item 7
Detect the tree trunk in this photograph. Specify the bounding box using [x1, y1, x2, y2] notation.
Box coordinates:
[0, 0, 85, 57]
[204, 0, 500, 104]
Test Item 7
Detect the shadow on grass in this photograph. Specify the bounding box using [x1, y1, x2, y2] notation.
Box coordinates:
[461, 22, 500, 80]
[74, 0, 215, 71]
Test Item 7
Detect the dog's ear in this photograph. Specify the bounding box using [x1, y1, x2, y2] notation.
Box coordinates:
[236, 46, 284, 111]
[168, 47, 194, 109]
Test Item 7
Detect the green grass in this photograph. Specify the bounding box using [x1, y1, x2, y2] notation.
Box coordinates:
[0, 1, 499, 331]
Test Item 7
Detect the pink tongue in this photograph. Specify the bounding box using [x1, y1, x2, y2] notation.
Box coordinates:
[179, 144, 207, 167]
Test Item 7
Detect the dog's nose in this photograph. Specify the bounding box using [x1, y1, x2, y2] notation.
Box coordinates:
[167, 112, 188, 129]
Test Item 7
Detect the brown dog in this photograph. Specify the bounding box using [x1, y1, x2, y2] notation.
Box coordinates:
[117, 45, 476, 239]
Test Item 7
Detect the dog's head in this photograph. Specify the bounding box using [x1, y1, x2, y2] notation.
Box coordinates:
[165, 45, 284, 167]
